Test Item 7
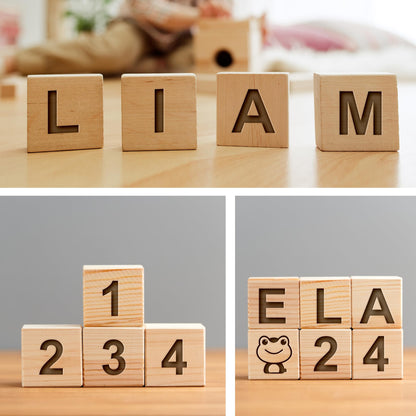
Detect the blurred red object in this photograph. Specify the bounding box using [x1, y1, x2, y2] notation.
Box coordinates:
[0, 7, 20, 46]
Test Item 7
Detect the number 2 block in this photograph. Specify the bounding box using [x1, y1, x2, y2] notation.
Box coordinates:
[21, 325, 82, 387]
[83, 265, 144, 327]
[145, 324, 206, 386]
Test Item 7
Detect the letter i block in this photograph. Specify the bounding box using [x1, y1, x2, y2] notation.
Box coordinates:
[27, 74, 103, 153]
[122, 74, 197, 151]
[314, 73, 399, 151]
[300, 329, 351, 379]
[351, 276, 402, 328]
[21, 325, 82, 387]
[300, 277, 351, 328]
[248, 329, 299, 379]
[217, 73, 289, 148]
[248, 277, 299, 329]
[145, 324, 205, 386]
[83, 265, 144, 327]
[83, 327, 144, 386]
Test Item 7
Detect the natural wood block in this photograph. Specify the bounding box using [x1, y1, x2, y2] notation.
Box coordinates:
[145, 324, 205, 386]
[83, 327, 144, 386]
[248, 277, 299, 329]
[195, 19, 262, 73]
[122, 74, 197, 151]
[352, 329, 403, 379]
[21, 325, 82, 387]
[83, 265, 144, 327]
[217, 73, 289, 148]
[314, 73, 399, 151]
[0, 82, 16, 98]
[27, 74, 103, 153]
[248, 329, 299, 380]
[351, 276, 402, 329]
[300, 277, 351, 329]
[299, 329, 351, 379]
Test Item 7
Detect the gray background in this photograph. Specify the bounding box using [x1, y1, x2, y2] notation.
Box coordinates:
[236, 196, 415, 348]
[0, 197, 225, 349]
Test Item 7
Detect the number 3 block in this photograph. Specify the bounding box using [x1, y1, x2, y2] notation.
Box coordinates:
[145, 324, 206, 386]
[21, 325, 82, 387]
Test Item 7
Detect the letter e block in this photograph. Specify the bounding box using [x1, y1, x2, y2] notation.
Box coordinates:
[27, 74, 103, 153]
[314, 74, 399, 151]
[248, 277, 299, 329]
[21, 325, 82, 387]
[217, 73, 289, 148]
[145, 324, 205, 386]
[351, 276, 402, 329]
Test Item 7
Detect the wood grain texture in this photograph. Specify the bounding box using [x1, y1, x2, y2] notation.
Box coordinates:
[351, 276, 402, 329]
[122, 74, 197, 151]
[314, 73, 399, 151]
[83, 265, 144, 327]
[0, 350, 224, 416]
[299, 329, 351, 379]
[145, 324, 205, 387]
[21, 325, 82, 387]
[248, 277, 299, 329]
[300, 277, 351, 328]
[248, 329, 299, 380]
[83, 327, 144, 387]
[217, 73, 289, 148]
[352, 329, 403, 379]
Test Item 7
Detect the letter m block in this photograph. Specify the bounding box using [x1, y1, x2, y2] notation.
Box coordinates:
[314, 74, 399, 151]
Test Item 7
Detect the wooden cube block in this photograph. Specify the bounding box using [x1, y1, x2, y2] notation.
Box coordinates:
[195, 19, 262, 73]
[83, 327, 144, 386]
[351, 276, 402, 329]
[248, 329, 299, 379]
[248, 277, 299, 329]
[122, 74, 197, 151]
[21, 325, 82, 387]
[314, 73, 399, 151]
[145, 324, 205, 386]
[300, 277, 351, 329]
[352, 329, 403, 379]
[83, 265, 144, 327]
[27, 74, 103, 153]
[300, 329, 351, 379]
[217, 73, 289, 148]
[0, 82, 16, 98]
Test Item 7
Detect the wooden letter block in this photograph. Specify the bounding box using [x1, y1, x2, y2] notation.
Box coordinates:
[195, 19, 262, 73]
[217, 73, 289, 148]
[83, 265, 144, 327]
[122, 74, 197, 151]
[248, 329, 299, 379]
[145, 324, 205, 386]
[83, 327, 144, 386]
[300, 329, 351, 379]
[352, 329, 403, 379]
[27, 74, 103, 153]
[248, 277, 299, 329]
[21, 325, 82, 387]
[351, 276, 402, 329]
[300, 277, 351, 329]
[314, 73, 399, 151]
[0, 82, 16, 99]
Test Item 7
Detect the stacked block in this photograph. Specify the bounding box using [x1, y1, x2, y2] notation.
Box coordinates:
[248, 276, 403, 380]
[21, 265, 206, 387]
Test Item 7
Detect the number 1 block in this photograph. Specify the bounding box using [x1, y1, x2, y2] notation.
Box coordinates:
[145, 324, 206, 386]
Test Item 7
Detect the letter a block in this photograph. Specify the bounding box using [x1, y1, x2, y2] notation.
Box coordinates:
[248, 277, 299, 329]
[217, 73, 289, 148]
[27, 74, 103, 153]
[314, 73, 399, 151]
[21, 325, 82, 387]
[122, 74, 197, 151]
[145, 324, 205, 386]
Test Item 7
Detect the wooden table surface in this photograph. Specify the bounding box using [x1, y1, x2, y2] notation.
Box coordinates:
[0, 350, 225, 416]
[236, 348, 416, 416]
[2, 77, 416, 188]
